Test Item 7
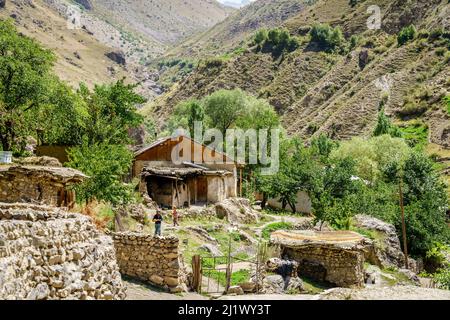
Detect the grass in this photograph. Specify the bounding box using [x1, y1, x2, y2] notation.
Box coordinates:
[204, 269, 251, 287]
[301, 276, 331, 294]
[398, 120, 429, 149]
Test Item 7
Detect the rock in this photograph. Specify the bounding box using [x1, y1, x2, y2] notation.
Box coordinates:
[0, 0, 5, 9]
[266, 258, 298, 277]
[215, 198, 259, 224]
[239, 282, 256, 293]
[359, 50, 369, 69]
[15, 156, 62, 167]
[199, 243, 223, 257]
[261, 275, 304, 294]
[27, 283, 50, 300]
[187, 226, 217, 243]
[227, 285, 244, 295]
[164, 276, 179, 287]
[74, 0, 93, 10]
[149, 274, 164, 286]
[353, 214, 412, 270]
[398, 268, 421, 286]
[105, 51, 126, 65]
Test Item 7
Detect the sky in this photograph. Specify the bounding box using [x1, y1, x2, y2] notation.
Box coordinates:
[217, 0, 255, 8]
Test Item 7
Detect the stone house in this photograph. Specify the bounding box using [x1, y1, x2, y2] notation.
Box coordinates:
[271, 230, 367, 288]
[133, 135, 241, 208]
[0, 165, 87, 208]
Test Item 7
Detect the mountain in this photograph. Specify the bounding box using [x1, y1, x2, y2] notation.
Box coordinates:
[164, 0, 308, 59]
[148, 0, 450, 152]
[0, 0, 235, 99]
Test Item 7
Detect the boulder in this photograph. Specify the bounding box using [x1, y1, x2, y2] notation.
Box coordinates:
[215, 198, 259, 224]
[353, 214, 411, 270]
[105, 51, 126, 65]
[198, 243, 223, 257]
[261, 275, 304, 294]
[227, 285, 244, 295]
[74, 0, 93, 10]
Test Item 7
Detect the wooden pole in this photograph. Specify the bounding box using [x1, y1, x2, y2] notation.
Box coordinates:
[239, 168, 243, 197]
[399, 179, 409, 269]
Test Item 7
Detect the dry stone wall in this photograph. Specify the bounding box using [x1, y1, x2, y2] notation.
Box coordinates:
[113, 233, 188, 293]
[0, 203, 126, 300]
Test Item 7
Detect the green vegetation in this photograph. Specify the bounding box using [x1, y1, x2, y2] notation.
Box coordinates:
[445, 95, 450, 115]
[372, 109, 402, 138]
[398, 120, 429, 149]
[166, 89, 280, 137]
[253, 27, 300, 56]
[261, 222, 294, 240]
[309, 24, 345, 53]
[0, 19, 145, 207]
[204, 269, 251, 287]
[397, 25, 417, 46]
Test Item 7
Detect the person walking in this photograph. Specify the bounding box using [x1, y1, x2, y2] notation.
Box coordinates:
[172, 205, 179, 227]
[152, 210, 163, 236]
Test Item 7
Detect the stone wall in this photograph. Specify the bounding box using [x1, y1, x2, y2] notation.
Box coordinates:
[0, 203, 126, 300]
[271, 230, 366, 288]
[282, 245, 365, 288]
[112, 233, 188, 293]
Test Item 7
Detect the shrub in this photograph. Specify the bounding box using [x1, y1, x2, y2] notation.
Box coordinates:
[253, 27, 300, 56]
[309, 24, 345, 53]
[397, 25, 417, 46]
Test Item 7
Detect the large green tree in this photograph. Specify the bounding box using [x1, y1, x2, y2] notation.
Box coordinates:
[0, 19, 55, 152]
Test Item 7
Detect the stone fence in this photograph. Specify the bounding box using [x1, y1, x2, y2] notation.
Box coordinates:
[0, 203, 126, 300]
[112, 233, 188, 293]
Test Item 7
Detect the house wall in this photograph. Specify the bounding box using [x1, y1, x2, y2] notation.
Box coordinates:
[0, 172, 75, 207]
[267, 191, 312, 214]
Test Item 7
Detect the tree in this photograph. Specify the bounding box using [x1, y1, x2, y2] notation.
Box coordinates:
[0, 19, 55, 152]
[397, 25, 417, 46]
[67, 141, 134, 205]
[167, 99, 206, 136]
[203, 89, 246, 134]
[382, 151, 449, 256]
[309, 24, 345, 53]
[372, 109, 402, 138]
[77, 80, 145, 146]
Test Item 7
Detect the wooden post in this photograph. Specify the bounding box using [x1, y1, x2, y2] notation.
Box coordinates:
[239, 168, 243, 197]
[225, 233, 232, 293]
[399, 179, 409, 269]
[191, 255, 202, 293]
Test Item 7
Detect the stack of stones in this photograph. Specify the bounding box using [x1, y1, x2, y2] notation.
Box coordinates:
[112, 233, 188, 293]
[0, 203, 126, 300]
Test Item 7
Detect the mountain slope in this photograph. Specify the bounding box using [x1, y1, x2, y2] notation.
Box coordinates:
[164, 0, 308, 59]
[148, 0, 450, 149]
[87, 0, 234, 46]
[0, 0, 130, 88]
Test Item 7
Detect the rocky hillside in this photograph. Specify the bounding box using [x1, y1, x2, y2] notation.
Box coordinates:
[164, 0, 308, 59]
[88, 0, 234, 46]
[149, 0, 449, 150]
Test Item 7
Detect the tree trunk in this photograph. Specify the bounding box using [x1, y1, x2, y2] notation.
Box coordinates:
[261, 193, 267, 209]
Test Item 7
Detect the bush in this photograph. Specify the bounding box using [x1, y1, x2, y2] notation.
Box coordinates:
[397, 25, 417, 46]
[253, 27, 300, 56]
[309, 24, 345, 53]
[434, 267, 450, 290]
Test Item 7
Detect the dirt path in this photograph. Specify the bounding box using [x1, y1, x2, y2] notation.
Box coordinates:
[124, 278, 207, 300]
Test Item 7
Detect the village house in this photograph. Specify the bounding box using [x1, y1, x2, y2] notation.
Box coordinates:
[133, 135, 241, 208]
[0, 164, 87, 208]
